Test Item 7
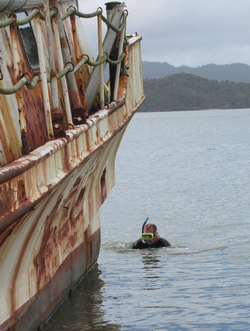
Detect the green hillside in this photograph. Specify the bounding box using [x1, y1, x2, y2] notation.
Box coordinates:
[139, 73, 250, 112]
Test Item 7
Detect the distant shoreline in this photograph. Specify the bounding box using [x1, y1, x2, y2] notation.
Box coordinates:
[139, 72, 250, 112]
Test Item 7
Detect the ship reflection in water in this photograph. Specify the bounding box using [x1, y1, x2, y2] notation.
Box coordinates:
[43, 264, 120, 331]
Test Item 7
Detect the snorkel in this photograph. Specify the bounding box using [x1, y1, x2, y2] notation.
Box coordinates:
[141, 217, 151, 245]
[141, 217, 149, 234]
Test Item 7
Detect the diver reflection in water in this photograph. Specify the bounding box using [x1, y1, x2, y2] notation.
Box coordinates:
[132, 222, 171, 249]
[141, 250, 161, 269]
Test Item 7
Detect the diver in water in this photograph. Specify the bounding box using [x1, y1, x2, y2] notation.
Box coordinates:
[132, 222, 171, 249]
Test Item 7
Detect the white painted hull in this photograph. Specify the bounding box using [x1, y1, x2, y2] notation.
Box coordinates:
[0, 117, 129, 330]
[0, 1, 145, 329]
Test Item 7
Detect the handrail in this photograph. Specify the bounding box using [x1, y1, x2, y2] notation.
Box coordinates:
[0, 4, 127, 95]
[0, 7, 57, 28]
[0, 76, 30, 95]
[0, 0, 131, 156]
[0, 1, 129, 142]
[0, 5, 127, 32]
[64, 6, 102, 20]
[0, 52, 126, 95]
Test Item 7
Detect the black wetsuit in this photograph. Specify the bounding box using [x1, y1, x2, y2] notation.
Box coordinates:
[132, 237, 171, 249]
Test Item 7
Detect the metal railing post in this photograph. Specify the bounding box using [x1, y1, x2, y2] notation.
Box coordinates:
[52, 10, 73, 127]
[98, 11, 104, 109]
[113, 24, 125, 100]
[33, 12, 54, 139]
[45, 0, 66, 137]
[105, 2, 121, 102]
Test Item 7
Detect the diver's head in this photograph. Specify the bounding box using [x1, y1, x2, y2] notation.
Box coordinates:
[141, 223, 159, 245]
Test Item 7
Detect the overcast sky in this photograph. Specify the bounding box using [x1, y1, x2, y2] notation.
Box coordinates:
[79, 1, 250, 67]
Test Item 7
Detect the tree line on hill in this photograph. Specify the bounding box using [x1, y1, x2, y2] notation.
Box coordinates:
[139, 72, 250, 112]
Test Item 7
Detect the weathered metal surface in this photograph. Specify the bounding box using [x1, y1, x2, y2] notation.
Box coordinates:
[0, 1, 44, 12]
[86, 2, 125, 110]
[0, 1, 145, 330]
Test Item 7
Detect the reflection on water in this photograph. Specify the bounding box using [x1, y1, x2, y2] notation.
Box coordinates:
[43, 264, 121, 331]
[140, 249, 161, 269]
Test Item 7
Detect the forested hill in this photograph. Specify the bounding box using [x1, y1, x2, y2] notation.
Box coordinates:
[139, 73, 250, 112]
[142, 62, 250, 83]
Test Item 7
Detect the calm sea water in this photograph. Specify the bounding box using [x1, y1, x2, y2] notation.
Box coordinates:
[43, 109, 250, 331]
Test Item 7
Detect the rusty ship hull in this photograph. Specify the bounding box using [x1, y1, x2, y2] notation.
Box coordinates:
[0, 1, 144, 330]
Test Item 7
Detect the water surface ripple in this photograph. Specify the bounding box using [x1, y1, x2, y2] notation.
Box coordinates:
[43, 109, 250, 331]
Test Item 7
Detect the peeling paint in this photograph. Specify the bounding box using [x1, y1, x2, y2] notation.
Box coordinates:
[0, 1, 145, 330]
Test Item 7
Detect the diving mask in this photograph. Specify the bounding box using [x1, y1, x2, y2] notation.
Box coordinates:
[141, 232, 155, 241]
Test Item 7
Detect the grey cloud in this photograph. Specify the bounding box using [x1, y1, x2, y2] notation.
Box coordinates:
[79, 0, 250, 67]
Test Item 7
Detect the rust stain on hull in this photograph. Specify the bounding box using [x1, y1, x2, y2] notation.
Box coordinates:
[0, 115, 145, 331]
[2, 228, 100, 331]
[0, 1, 145, 330]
